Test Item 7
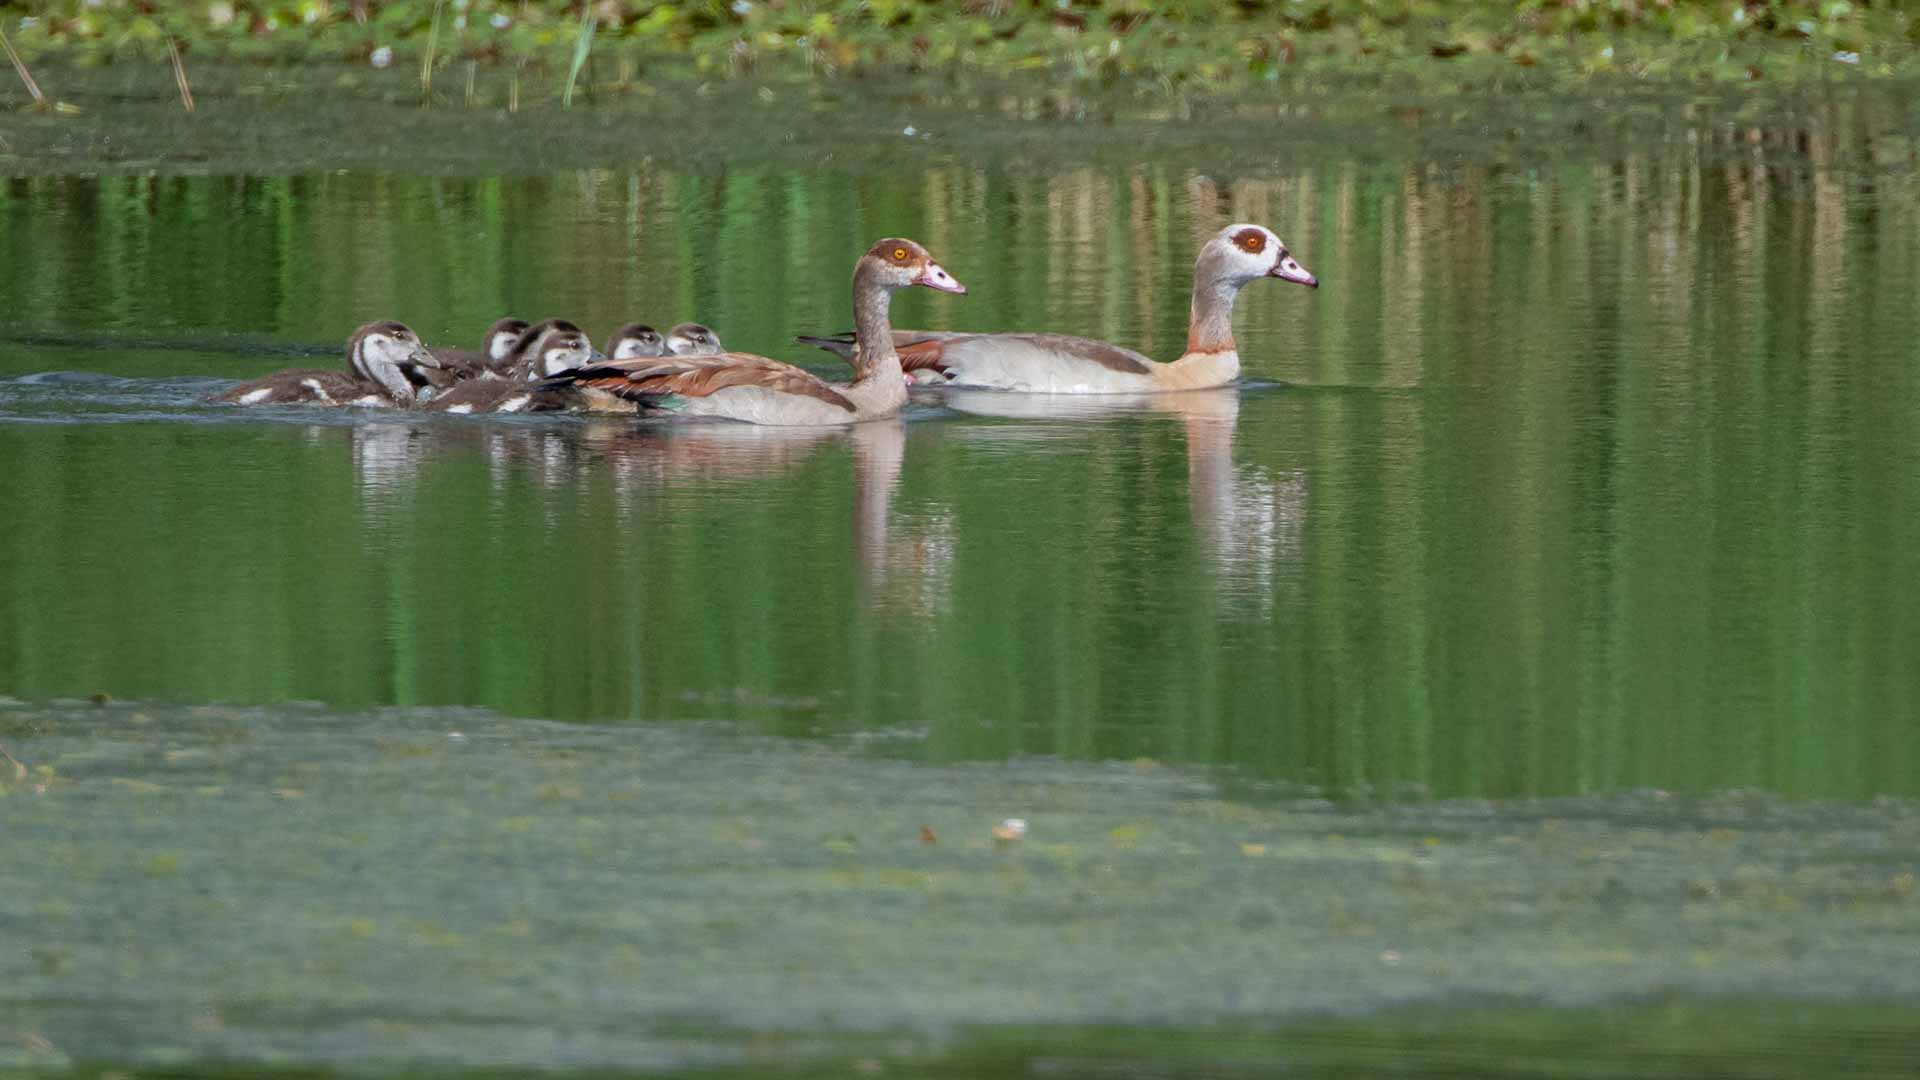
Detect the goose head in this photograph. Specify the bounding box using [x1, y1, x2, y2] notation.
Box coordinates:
[526, 325, 599, 378]
[607, 323, 666, 360]
[348, 320, 437, 401]
[665, 322, 724, 356]
[504, 319, 596, 378]
[1203, 224, 1317, 290]
[856, 238, 966, 295]
[484, 317, 531, 363]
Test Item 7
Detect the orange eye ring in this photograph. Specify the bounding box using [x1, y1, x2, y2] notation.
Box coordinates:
[893, 248, 907, 260]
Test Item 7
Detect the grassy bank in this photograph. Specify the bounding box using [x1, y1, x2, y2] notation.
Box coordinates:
[3, 0, 1918, 99]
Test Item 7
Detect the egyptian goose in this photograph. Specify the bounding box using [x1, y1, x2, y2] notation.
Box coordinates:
[607, 324, 666, 360]
[664, 322, 724, 356]
[214, 321, 441, 407]
[544, 238, 964, 426]
[427, 316, 529, 385]
[797, 223, 1314, 393]
[424, 322, 600, 414]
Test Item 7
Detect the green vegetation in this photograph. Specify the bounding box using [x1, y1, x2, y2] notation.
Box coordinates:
[3, 701, 1920, 1071]
[4, 0, 1918, 93]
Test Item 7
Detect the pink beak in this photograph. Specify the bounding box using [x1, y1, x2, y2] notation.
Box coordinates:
[917, 261, 967, 295]
[1270, 252, 1319, 289]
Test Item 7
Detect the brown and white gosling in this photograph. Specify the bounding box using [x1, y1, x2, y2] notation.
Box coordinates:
[606, 324, 666, 360]
[424, 321, 601, 414]
[214, 321, 441, 407]
[664, 322, 724, 356]
[428, 316, 530, 384]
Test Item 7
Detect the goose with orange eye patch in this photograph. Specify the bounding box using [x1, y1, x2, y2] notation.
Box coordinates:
[1228, 225, 1317, 288]
[795, 222, 1313, 393]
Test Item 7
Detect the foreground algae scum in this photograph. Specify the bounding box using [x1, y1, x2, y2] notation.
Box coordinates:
[1, 69, 1919, 1076]
[3, 700, 1920, 1075]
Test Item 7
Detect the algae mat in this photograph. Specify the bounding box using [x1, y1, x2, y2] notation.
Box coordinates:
[2, 700, 1918, 1074]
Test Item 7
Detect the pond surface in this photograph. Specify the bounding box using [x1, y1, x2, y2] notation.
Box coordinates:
[1, 77, 1919, 1075]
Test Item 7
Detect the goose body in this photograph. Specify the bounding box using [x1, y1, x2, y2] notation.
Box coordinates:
[799, 224, 1315, 393]
[214, 322, 439, 407]
[547, 239, 964, 427]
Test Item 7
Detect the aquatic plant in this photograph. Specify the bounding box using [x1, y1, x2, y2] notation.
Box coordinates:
[0, 1, 1915, 88]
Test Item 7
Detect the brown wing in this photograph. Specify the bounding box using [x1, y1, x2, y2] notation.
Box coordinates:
[560, 353, 856, 413]
[895, 338, 951, 374]
[797, 330, 957, 374]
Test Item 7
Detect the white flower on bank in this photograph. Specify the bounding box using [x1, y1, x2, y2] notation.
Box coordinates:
[369, 45, 393, 69]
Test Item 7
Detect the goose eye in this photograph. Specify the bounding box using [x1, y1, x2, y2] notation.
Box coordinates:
[892, 248, 907, 261]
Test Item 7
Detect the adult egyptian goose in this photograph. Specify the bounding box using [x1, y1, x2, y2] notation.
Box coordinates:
[424, 322, 600, 414]
[797, 223, 1315, 393]
[545, 238, 964, 426]
[607, 324, 666, 360]
[428, 316, 529, 384]
[664, 322, 724, 356]
[213, 321, 442, 407]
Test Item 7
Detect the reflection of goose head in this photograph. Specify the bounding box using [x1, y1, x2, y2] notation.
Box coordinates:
[349, 421, 425, 499]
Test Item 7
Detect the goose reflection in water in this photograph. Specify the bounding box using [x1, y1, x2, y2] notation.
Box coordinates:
[348, 421, 429, 502]
[576, 419, 953, 618]
[940, 386, 1304, 615]
[849, 420, 956, 618]
[366, 416, 955, 619]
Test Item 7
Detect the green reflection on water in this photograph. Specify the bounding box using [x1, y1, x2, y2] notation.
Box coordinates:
[1, 104, 1919, 804]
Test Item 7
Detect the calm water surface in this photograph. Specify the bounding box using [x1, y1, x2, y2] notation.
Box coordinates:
[2, 87, 1920, 1073]
[5, 137, 1916, 801]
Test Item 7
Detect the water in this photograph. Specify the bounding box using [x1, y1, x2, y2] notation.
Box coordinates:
[2, 80, 1919, 1074]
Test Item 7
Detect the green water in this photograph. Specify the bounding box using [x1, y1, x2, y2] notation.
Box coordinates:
[2, 80, 1920, 1074]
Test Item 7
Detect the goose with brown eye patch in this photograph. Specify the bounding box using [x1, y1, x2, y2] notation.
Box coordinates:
[794, 222, 1316, 393]
[539, 237, 966, 426]
[213, 320, 443, 408]
[607, 323, 666, 361]
[665, 322, 724, 356]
